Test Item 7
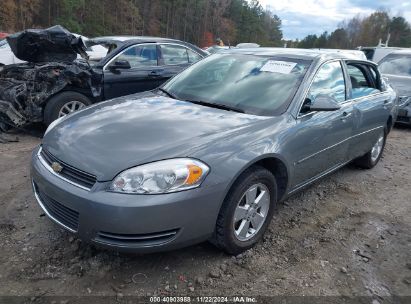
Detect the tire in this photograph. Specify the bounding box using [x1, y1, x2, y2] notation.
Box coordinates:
[43, 91, 92, 126]
[354, 129, 387, 169]
[213, 166, 277, 255]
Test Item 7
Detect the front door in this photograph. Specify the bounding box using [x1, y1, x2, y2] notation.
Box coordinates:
[103, 43, 161, 100]
[289, 60, 354, 189]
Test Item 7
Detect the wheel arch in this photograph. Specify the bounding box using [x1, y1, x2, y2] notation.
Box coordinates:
[222, 155, 291, 203]
[42, 90, 93, 126]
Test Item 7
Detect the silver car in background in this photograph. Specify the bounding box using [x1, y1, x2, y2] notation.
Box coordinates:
[31, 49, 397, 254]
[378, 49, 411, 125]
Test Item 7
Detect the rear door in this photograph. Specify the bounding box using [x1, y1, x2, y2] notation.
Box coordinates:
[344, 61, 390, 159]
[157, 44, 203, 85]
[289, 60, 354, 188]
[103, 43, 162, 100]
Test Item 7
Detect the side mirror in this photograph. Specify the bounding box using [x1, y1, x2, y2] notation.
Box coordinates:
[109, 60, 131, 70]
[307, 95, 341, 112]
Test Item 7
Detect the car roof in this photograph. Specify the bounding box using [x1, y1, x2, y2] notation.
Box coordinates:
[220, 47, 372, 61]
[90, 36, 186, 44]
[384, 49, 411, 56]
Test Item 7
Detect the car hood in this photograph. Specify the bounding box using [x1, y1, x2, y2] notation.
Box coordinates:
[383, 74, 411, 96]
[43, 92, 269, 181]
[7, 25, 88, 63]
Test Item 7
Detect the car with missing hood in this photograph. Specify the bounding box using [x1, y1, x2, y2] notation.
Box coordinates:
[0, 25, 206, 130]
[31, 48, 397, 254]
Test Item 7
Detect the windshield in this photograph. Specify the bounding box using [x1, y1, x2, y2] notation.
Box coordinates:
[379, 54, 411, 77]
[162, 54, 310, 116]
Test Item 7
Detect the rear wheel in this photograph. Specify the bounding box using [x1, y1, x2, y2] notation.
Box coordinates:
[213, 166, 277, 255]
[354, 130, 386, 169]
[43, 91, 91, 126]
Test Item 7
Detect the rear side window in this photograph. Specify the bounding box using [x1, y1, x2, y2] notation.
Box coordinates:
[111, 44, 158, 68]
[347, 64, 380, 98]
[379, 54, 411, 77]
[161, 44, 189, 65]
[187, 49, 202, 63]
[308, 61, 346, 103]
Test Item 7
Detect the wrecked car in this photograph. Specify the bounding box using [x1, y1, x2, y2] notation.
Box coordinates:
[0, 25, 207, 130]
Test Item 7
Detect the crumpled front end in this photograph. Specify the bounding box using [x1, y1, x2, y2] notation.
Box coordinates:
[0, 61, 101, 129]
[0, 25, 102, 131]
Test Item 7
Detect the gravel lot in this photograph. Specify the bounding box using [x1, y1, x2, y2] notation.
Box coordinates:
[0, 127, 410, 303]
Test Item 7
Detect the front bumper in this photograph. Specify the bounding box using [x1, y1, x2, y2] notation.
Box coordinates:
[31, 146, 227, 253]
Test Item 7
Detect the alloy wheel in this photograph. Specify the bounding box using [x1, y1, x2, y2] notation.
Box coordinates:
[371, 133, 384, 162]
[58, 100, 86, 118]
[233, 183, 270, 241]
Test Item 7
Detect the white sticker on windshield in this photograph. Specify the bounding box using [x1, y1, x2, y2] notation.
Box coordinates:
[260, 60, 297, 74]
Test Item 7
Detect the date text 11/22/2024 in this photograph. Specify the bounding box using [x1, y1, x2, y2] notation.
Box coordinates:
[149, 296, 257, 303]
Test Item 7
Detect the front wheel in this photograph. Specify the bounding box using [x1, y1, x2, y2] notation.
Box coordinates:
[213, 166, 277, 255]
[354, 130, 386, 169]
[43, 91, 92, 126]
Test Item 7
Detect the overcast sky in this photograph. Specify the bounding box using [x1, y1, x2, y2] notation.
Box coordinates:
[258, 0, 411, 40]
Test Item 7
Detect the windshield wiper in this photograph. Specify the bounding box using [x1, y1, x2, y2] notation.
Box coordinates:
[158, 88, 179, 100]
[185, 100, 245, 113]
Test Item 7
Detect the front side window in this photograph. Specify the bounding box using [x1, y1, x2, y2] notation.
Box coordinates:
[347, 64, 380, 98]
[162, 54, 311, 116]
[308, 61, 346, 103]
[110, 44, 157, 68]
[161, 45, 189, 65]
[379, 54, 411, 77]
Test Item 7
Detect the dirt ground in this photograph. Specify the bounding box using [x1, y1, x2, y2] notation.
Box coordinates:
[0, 127, 410, 303]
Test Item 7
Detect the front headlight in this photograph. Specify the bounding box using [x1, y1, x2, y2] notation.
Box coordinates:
[110, 158, 209, 194]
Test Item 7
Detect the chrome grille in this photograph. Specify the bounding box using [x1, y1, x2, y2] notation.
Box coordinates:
[40, 147, 97, 190]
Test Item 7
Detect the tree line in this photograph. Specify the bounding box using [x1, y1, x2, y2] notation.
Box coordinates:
[0, 0, 283, 47]
[1, 1, 410, 49]
[294, 11, 411, 49]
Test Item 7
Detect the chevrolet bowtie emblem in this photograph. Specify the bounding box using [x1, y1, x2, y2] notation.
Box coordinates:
[51, 162, 63, 173]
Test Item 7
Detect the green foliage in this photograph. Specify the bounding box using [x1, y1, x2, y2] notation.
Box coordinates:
[0, 0, 283, 47]
[297, 10, 411, 49]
